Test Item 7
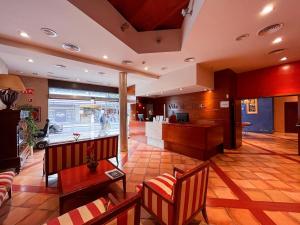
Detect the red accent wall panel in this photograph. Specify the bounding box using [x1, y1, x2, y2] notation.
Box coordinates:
[237, 61, 300, 99]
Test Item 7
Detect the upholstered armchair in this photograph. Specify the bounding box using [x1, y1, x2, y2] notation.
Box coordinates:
[45, 193, 141, 225]
[138, 161, 210, 225]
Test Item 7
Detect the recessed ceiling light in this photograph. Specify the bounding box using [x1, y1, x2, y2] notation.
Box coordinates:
[103, 55, 108, 59]
[47, 72, 53, 75]
[32, 72, 38, 75]
[20, 71, 24, 74]
[55, 64, 66, 68]
[41, 27, 58, 37]
[122, 60, 133, 65]
[184, 57, 195, 62]
[179, 88, 183, 91]
[260, 4, 274, 16]
[19, 31, 30, 39]
[76, 78, 80, 82]
[235, 33, 250, 41]
[161, 67, 168, 70]
[144, 67, 149, 71]
[27, 58, 34, 63]
[84, 69, 89, 73]
[98, 72, 105, 75]
[146, 93, 149, 96]
[62, 43, 80, 52]
[280, 56, 288, 61]
[272, 37, 282, 44]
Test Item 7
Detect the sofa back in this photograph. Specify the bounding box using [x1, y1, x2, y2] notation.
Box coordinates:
[45, 135, 118, 175]
[174, 161, 210, 225]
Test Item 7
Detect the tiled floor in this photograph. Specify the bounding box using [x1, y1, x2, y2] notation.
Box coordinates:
[0, 131, 299, 225]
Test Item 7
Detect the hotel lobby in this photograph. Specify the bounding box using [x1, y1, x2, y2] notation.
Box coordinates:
[0, 0, 299, 225]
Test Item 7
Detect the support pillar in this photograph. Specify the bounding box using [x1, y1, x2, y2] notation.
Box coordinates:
[297, 95, 300, 155]
[119, 72, 128, 152]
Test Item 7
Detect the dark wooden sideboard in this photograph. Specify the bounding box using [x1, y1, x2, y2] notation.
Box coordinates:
[0, 110, 30, 172]
[162, 123, 224, 160]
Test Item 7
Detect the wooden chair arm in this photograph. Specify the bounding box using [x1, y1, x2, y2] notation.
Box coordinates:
[173, 167, 185, 176]
[108, 193, 120, 205]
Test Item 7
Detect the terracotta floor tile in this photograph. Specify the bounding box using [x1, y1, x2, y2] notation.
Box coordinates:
[0, 207, 34, 225]
[265, 180, 294, 190]
[228, 208, 260, 225]
[206, 207, 234, 225]
[263, 190, 295, 203]
[288, 212, 300, 223]
[244, 190, 273, 201]
[248, 179, 273, 190]
[132, 168, 147, 175]
[212, 187, 238, 199]
[264, 211, 300, 225]
[232, 179, 256, 189]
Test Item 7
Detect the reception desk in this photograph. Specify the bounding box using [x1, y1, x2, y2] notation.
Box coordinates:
[162, 123, 224, 160]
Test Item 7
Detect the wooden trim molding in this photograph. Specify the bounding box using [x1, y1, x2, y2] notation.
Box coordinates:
[0, 35, 160, 79]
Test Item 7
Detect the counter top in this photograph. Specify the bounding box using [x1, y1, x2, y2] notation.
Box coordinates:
[163, 122, 221, 128]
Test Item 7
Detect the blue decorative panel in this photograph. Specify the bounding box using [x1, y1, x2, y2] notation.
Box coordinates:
[241, 98, 274, 133]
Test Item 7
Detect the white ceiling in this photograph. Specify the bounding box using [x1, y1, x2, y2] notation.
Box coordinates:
[0, 0, 299, 88]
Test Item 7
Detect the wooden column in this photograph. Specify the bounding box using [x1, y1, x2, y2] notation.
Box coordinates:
[119, 72, 128, 152]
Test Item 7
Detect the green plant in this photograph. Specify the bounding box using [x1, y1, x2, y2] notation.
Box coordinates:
[25, 113, 38, 146]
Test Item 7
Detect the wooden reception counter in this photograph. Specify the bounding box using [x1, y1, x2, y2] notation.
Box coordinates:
[162, 123, 224, 160]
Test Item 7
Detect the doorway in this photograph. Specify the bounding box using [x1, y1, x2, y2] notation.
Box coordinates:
[284, 102, 298, 133]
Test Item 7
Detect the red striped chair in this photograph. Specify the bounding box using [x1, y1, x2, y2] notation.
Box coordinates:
[139, 161, 210, 225]
[44, 193, 141, 225]
[45, 136, 118, 186]
[0, 171, 15, 207]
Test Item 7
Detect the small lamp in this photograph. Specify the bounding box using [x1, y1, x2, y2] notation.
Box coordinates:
[0, 74, 26, 110]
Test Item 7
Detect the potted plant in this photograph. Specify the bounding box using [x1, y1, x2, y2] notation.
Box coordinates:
[19, 106, 38, 155]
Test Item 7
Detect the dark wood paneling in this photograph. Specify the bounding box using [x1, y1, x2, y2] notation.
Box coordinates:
[162, 123, 223, 160]
[108, 0, 189, 31]
[48, 79, 118, 93]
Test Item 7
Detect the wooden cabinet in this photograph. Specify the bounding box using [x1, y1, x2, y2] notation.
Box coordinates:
[0, 110, 29, 173]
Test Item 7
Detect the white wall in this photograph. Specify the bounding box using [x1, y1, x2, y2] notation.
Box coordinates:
[0, 58, 8, 109]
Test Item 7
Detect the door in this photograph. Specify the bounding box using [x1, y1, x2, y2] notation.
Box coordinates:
[284, 102, 298, 133]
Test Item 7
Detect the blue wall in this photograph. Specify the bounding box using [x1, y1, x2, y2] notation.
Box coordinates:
[241, 98, 274, 133]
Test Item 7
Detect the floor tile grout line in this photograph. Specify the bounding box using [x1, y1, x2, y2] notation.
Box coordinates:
[243, 141, 300, 163]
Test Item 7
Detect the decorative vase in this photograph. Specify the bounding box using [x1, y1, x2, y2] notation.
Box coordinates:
[87, 160, 98, 172]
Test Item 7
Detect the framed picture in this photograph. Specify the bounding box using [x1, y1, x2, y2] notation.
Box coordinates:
[246, 99, 258, 114]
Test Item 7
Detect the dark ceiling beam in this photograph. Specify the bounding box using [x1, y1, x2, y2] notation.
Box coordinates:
[0, 35, 160, 79]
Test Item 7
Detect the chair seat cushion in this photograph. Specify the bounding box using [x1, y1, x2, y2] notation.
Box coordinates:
[138, 173, 176, 200]
[0, 187, 7, 207]
[0, 171, 15, 188]
[45, 197, 111, 225]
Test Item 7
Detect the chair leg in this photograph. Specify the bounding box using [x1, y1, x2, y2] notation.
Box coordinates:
[8, 187, 12, 199]
[202, 207, 209, 224]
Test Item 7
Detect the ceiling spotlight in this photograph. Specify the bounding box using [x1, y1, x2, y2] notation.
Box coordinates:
[103, 55, 108, 59]
[260, 3, 274, 16]
[161, 67, 168, 70]
[235, 33, 250, 41]
[98, 72, 105, 75]
[47, 72, 54, 75]
[55, 64, 66, 68]
[62, 43, 80, 52]
[41, 27, 58, 37]
[19, 31, 30, 39]
[280, 56, 288, 61]
[268, 48, 286, 55]
[32, 72, 38, 75]
[258, 23, 284, 36]
[184, 57, 195, 62]
[272, 37, 282, 44]
[84, 69, 89, 73]
[144, 67, 149, 71]
[27, 58, 34, 63]
[179, 88, 183, 91]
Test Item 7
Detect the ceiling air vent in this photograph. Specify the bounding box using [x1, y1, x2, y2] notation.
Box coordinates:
[258, 23, 284, 36]
[41, 27, 58, 37]
[268, 48, 286, 55]
[62, 43, 80, 52]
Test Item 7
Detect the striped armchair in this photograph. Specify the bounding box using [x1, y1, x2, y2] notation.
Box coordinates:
[0, 171, 15, 207]
[139, 161, 210, 225]
[45, 193, 141, 225]
[44, 135, 118, 186]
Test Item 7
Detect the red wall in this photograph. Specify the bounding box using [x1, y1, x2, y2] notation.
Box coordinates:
[237, 61, 300, 99]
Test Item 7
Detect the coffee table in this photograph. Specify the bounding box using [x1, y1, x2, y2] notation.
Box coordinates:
[58, 159, 126, 214]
